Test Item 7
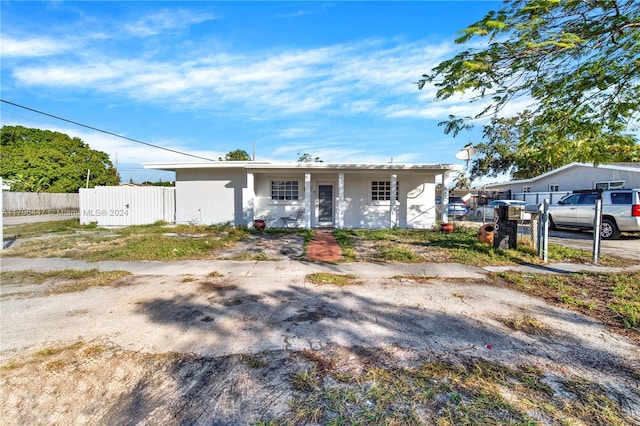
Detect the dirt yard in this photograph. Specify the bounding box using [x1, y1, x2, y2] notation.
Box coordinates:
[2, 267, 640, 424]
[1, 230, 639, 424]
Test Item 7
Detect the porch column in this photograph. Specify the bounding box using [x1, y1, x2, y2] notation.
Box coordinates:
[441, 172, 449, 223]
[244, 171, 255, 224]
[338, 172, 345, 229]
[390, 174, 397, 229]
[304, 172, 311, 229]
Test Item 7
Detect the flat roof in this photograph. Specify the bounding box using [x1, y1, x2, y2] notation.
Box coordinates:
[144, 161, 461, 173]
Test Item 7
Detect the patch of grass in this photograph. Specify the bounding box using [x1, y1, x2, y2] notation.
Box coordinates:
[181, 276, 197, 283]
[208, 271, 224, 278]
[494, 271, 640, 344]
[82, 345, 105, 358]
[374, 243, 420, 262]
[263, 356, 634, 426]
[333, 229, 357, 261]
[305, 272, 359, 287]
[2, 219, 86, 239]
[1, 269, 131, 293]
[2, 223, 250, 261]
[499, 315, 553, 336]
[557, 294, 596, 310]
[331, 227, 629, 267]
[291, 369, 320, 392]
[607, 274, 640, 329]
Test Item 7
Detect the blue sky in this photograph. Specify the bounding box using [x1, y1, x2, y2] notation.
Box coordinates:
[1, 1, 513, 184]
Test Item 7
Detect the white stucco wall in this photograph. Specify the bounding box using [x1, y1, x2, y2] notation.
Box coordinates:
[253, 173, 306, 222]
[175, 168, 439, 229]
[175, 168, 247, 225]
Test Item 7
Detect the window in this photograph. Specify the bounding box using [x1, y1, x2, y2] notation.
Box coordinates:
[582, 193, 599, 205]
[611, 192, 632, 204]
[371, 181, 399, 201]
[549, 184, 559, 192]
[595, 181, 625, 190]
[561, 194, 581, 205]
[271, 180, 299, 200]
[522, 186, 531, 193]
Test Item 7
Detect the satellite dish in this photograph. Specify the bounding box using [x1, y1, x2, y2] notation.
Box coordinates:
[455, 145, 477, 160]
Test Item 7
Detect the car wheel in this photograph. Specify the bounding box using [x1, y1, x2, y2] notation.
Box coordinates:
[601, 218, 621, 240]
[548, 215, 556, 230]
[475, 210, 484, 220]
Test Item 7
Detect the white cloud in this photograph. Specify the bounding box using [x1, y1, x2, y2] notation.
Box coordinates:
[0, 36, 74, 58]
[8, 38, 457, 120]
[123, 9, 218, 37]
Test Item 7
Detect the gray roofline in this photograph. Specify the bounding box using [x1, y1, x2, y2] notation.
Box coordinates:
[483, 162, 640, 188]
[144, 161, 462, 173]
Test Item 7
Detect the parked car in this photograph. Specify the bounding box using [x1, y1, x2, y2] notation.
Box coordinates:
[548, 189, 640, 239]
[474, 200, 527, 221]
[436, 196, 470, 220]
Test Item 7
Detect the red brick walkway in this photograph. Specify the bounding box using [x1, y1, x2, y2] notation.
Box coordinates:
[306, 230, 343, 262]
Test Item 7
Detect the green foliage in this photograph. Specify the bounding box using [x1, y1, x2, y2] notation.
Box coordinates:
[420, 0, 640, 179]
[219, 149, 251, 161]
[0, 125, 119, 192]
[297, 152, 323, 162]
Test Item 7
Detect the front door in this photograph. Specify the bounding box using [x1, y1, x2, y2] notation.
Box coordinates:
[317, 184, 334, 226]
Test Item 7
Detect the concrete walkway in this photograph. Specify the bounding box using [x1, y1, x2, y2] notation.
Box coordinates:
[2, 256, 638, 278]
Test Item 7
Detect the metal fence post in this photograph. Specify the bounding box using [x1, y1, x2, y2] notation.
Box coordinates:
[592, 198, 602, 265]
[541, 200, 549, 263]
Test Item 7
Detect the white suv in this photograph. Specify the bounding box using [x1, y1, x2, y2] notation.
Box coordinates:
[548, 189, 640, 239]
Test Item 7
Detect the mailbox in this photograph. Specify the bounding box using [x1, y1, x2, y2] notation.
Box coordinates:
[494, 206, 518, 250]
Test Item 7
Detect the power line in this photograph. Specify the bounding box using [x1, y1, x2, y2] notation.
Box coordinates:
[1, 99, 217, 162]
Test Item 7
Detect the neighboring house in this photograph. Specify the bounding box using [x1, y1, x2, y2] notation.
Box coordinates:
[144, 161, 460, 229]
[482, 162, 640, 204]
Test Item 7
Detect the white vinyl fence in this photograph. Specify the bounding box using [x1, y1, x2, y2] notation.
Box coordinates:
[80, 186, 175, 226]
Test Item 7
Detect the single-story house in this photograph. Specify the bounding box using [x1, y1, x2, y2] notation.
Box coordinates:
[144, 161, 460, 229]
[481, 162, 640, 204]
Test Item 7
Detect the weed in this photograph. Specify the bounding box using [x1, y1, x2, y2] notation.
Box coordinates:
[208, 271, 224, 278]
[291, 369, 320, 392]
[181, 276, 197, 283]
[240, 354, 267, 368]
[45, 360, 66, 371]
[82, 345, 105, 357]
[499, 315, 552, 335]
[35, 342, 83, 357]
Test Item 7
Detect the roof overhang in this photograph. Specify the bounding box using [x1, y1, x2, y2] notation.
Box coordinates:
[482, 162, 640, 188]
[144, 161, 462, 174]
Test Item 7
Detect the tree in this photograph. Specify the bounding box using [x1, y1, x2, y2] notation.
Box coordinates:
[297, 152, 323, 162]
[219, 149, 251, 161]
[420, 0, 640, 179]
[0, 125, 119, 192]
